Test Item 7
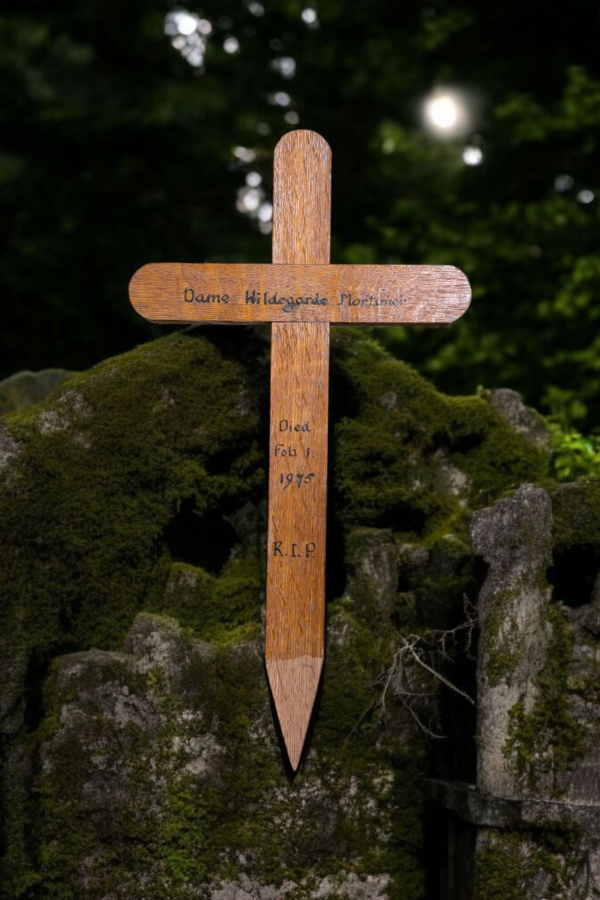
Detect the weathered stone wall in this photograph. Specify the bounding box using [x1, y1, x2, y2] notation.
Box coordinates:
[472, 484, 554, 799]
[1, 325, 598, 899]
[465, 477, 600, 899]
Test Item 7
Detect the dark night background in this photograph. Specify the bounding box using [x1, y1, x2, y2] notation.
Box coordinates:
[1, 0, 599, 425]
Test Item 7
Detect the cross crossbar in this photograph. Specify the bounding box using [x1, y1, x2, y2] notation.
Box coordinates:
[130, 263, 470, 325]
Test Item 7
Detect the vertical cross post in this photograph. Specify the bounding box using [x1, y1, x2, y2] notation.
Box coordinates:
[266, 132, 332, 770]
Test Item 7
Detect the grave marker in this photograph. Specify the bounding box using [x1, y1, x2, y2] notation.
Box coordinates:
[130, 130, 471, 769]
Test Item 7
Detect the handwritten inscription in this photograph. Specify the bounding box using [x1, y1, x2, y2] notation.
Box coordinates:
[274, 444, 298, 457]
[280, 419, 311, 433]
[338, 292, 406, 308]
[275, 414, 312, 479]
[182, 287, 409, 311]
[246, 290, 327, 312]
[273, 541, 317, 558]
[184, 288, 230, 304]
[280, 473, 316, 489]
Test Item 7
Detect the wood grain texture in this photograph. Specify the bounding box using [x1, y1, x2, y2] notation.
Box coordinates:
[265, 130, 331, 770]
[129, 263, 471, 325]
[265, 328, 329, 635]
[126, 127, 473, 771]
[272, 130, 331, 266]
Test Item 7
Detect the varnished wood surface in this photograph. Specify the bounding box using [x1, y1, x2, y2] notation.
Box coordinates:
[265, 131, 331, 770]
[265, 321, 329, 661]
[272, 129, 331, 266]
[126, 128, 473, 771]
[129, 262, 471, 325]
[266, 656, 323, 773]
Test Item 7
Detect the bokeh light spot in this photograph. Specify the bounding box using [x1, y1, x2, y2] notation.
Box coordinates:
[272, 57, 296, 79]
[223, 36, 240, 54]
[233, 146, 257, 163]
[269, 91, 291, 107]
[554, 174, 574, 192]
[577, 189, 595, 204]
[301, 8, 319, 26]
[247, 1, 265, 16]
[246, 172, 262, 187]
[463, 146, 483, 166]
[164, 8, 211, 69]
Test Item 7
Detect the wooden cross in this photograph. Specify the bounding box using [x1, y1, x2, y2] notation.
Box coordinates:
[129, 130, 470, 770]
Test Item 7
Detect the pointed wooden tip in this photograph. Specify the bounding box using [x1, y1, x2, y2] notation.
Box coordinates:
[266, 655, 323, 770]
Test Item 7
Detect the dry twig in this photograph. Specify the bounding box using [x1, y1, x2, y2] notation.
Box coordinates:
[377, 596, 478, 738]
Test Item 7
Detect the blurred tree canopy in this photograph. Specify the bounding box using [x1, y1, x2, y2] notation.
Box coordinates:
[1, 0, 599, 424]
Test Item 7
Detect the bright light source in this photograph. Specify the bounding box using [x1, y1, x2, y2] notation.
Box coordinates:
[554, 174, 574, 192]
[198, 18, 212, 35]
[285, 110, 300, 125]
[272, 56, 296, 79]
[301, 8, 318, 25]
[247, 1, 265, 16]
[223, 36, 239, 53]
[423, 89, 468, 137]
[577, 189, 595, 204]
[427, 95, 458, 130]
[463, 146, 483, 166]
[246, 171, 262, 187]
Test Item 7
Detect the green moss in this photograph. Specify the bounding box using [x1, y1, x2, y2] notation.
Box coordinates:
[0, 327, 560, 897]
[445, 396, 547, 502]
[552, 478, 600, 549]
[0, 330, 266, 657]
[148, 555, 264, 646]
[483, 591, 524, 687]
[319, 604, 395, 748]
[475, 826, 582, 900]
[503, 605, 586, 791]
[330, 330, 547, 537]
[475, 832, 532, 900]
[0, 327, 548, 686]
[25, 612, 430, 899]
[0, 330, 270, 894]
[391, 592, 419, 630]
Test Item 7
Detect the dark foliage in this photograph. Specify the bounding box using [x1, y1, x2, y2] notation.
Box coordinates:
[1, 1, 599, 422]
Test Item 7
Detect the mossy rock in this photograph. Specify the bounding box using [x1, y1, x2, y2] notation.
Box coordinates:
[0, 327, 550, 898]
